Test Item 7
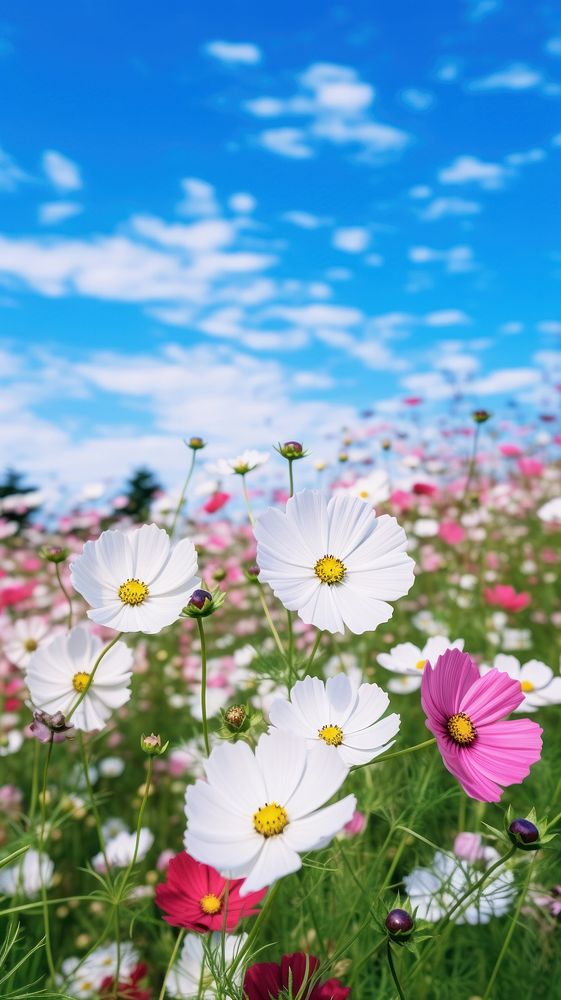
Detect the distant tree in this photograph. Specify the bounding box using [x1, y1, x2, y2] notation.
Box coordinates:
[120, 467, 162, 523]
[0, 468, 40, 529]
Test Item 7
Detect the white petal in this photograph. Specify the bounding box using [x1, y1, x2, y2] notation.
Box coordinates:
[284, 794, 356, 852]
[285, 743, 348, 818]
[255, 731, 307, 804]
[203, 740, 266, 815]
[239, 837, 301, 896]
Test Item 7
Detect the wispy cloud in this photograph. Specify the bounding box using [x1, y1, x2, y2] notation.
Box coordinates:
[42, 150, 82, 191]
[38, 201, 83, 225]
[438, 155, 509, 188]
[204, 40, 262, 65]
[0, 145, 29, 191]
[468, 63, 544, 92]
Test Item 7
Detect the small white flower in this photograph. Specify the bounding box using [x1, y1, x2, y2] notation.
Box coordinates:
[255, 490, 414, 635]
[60, 942, 139, 998]
[412, 518, 439, 538]
[98, 756, 126, 778]
[0, 849, 54, 898]
[335, 469, 390, 507]
[209, 449, 270, 476]
[167, 933, 246, 1000]
[269, 674, 400, 768]
[481, 654, 561, 712]
[0, 730, 24, 756]
[537, 497, 561, 523]
[92, 828, 154, 871]
[185, 730, 356, 896]
[26, 625, 133, 732]
[4, 616, 54, 669]
[404, 849, 514, 924]
[70, 523, 200, 634]
[377, 636, 464, 693]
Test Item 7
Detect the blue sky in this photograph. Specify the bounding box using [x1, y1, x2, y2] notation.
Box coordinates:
[1, 0, 560, 496]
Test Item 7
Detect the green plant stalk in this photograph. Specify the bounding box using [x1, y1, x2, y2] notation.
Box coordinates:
[197, 617, 210, 755]
[306, 631, 322, 674]
[78, 731, 111, 877]
[66, 633, 123, 723]
[482, 854, 537, 999]
[169, 447, 197, 539]
[288, 459, 295, 498]
[256, 585, 286, 658]
[55, 562, 73, 630]
[158, 928, 186, 1000]
[387, 940, 407, 1000]
[241, 473, 255, 526]
[352, 737, 436, 772]
[286, 610, 295, 689]
[38, 739, 56, 983]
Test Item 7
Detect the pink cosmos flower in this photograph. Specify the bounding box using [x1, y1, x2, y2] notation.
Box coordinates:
[421, 649, 542, 802]
[438, 521, 466, 545]
[518, 458, 543, 477]
[484, 584, 530, 613]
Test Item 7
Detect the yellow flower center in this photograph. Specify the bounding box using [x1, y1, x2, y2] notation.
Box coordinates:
[520, 680, 534, 693]
[318, 724, 344, 746]
[118, 578, 149, 606]
[358, 490, 369, 499]
[72, 672, 91, 693]
[314, 554, 346, 585]
[24, 638, 38, 652]
[415, 659, 427, 671]
[447, 712, 477, 746]
[200, 892, 222, 915]
[253, 801, 289, 838]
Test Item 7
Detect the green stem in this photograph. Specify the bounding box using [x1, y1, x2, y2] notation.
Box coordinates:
[66, 633, 123, 723]
[387, 941, 406, 1000]
[305, 631, 322, 674]
[158, 929, 185, 1000]
[169, 448, 197, 540]
[482, 854, 537, 999]
[286, 610, 295, 690]
[197, 618, 210, 756]
[241, 474, 255, 526]
[288, 459, 295, 498]
[78, 731, 111, 878]
[351, 737, 436, 773]
[229, 880, 281, 976]
[28, 738, 40, 826]
[461, 423, 480, 505]
[256, 586, 286, 658]
[55, 563, 73, 630]
[38, 739, 56, 983]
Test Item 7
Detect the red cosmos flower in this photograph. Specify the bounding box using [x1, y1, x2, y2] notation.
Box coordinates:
[483, 584, 530, 613]
[243, 953, 351, 999]
[203, 491, 231, 514]
[99, 962, 152, 1000]
[412, 482, 437, 496]
[155, 851, 266, 932]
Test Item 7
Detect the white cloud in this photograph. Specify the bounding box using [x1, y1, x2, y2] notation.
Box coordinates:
[0, 146, 29, 191]
[500, 321, 524, 334]
[409, 245, 477, 273]
[331, 227, 370, 253]
[537, 320, 561, 335]
[282, 211, 330, 229]
[546, 37, 561, 56]
[247, 62, 409, 162]
[204, 40, 262, 65]
[420, 197, 481, 220]
[505, 148, 545, 166]
[409, 185, 432, 199]
[228, 192, 256, 213]
[259, 128, 314, 159]
[398, 88, 434, 111]
[42, 150, 82, 191]
[469, 63, 543, 92]
[271, 303, 363, 328]
[176, 178, 219, 217]
[425, 309, 471, 326]
[38, 201, 83, 225]
[438, 155, 509, 188]
[471, 367, 540, 394]
[466, 0, 501, 22]
[434, 60, 460, 82]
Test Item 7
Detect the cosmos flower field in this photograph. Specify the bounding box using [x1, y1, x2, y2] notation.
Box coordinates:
[1, 413, 560, 1000]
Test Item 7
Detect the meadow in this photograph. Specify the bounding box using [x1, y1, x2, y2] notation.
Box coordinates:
[0, 409, 560, 1000]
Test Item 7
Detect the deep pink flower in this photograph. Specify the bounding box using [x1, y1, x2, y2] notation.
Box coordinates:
[421, 649, 542, 802]
[517, 458, 543, 477]
[155, 851, 266, 932]
[438, 521, 466, 545]
[244, 953, 351, 999]
[484, 584, 530, 613]
[203, 491, 231, 514]
[499, 443, 522, 458]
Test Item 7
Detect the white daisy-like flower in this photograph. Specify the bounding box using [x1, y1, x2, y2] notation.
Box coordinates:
[0, 730, 24, 756]
[481, 654, 561, 712]
[208, 449, 270, 477]
[269, 674, 400, 768]
[185, 730, 356, 896]
[255, 490, 415, 635]
[92, 828, 154, 872]
[70, 523, 200, 634]
[537, 497, 561, 523]
[4, 616, 54, 669]
[0, 849, 54, 898]
[60, 943, 139, 998]
[377, 635, 464, 694]
[404, 848, 515, 925]
[335, 469, 391, 507]
[26, 625, 133, 732]
[167, 933, 246, 1000]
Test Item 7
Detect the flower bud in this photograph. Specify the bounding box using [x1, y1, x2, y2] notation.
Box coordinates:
[183, 586, 226, 618]
[276, 440, 307, 461]
[212, 567, 227, 582]
[186, 436, 206, 450]
[30, 710, 74, 744]
[244, 564, 261, 583]
[508, 817, 540, 848]
[39, 545, 70, 564]
[224, 704, 247, 730]
[385, 908, 414, 940]
[338, 452, 349, 463]
[472, 409, 491, 424]
[141, 733, 169, 756]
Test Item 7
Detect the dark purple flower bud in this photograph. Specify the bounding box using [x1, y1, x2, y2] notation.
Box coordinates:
[509, 818, 540, 845]
[188, 589, 213, 610]
[385, 908, 414, 939]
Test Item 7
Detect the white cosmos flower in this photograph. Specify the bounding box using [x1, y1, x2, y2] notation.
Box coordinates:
[269, 674, 400, 768]
[0, 730, 24, 756]
[185, 730, 356, 896]
[92, 828, 154, 872]
[60, 943, 139, 998]
[26, 625, 133, 732]
[377, 635, 464, 694]
[404, 848, 515, 924]
[255, 490, 415, 635]
[0, 849, 54, 898]
[335, 469, 391, 507]
[208, 449, 270, 476]
[480, 654, 561, 712]
[537, 497, 561, 523]
[167, 933, 246, 1000]
[4, 616, 54, 669]
[70, 523, 200, 634]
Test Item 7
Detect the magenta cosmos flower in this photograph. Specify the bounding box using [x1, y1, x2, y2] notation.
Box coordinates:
[421, 649, 542, 802]
[155, 852, 266, 932]
[244, 953, 350, 999]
